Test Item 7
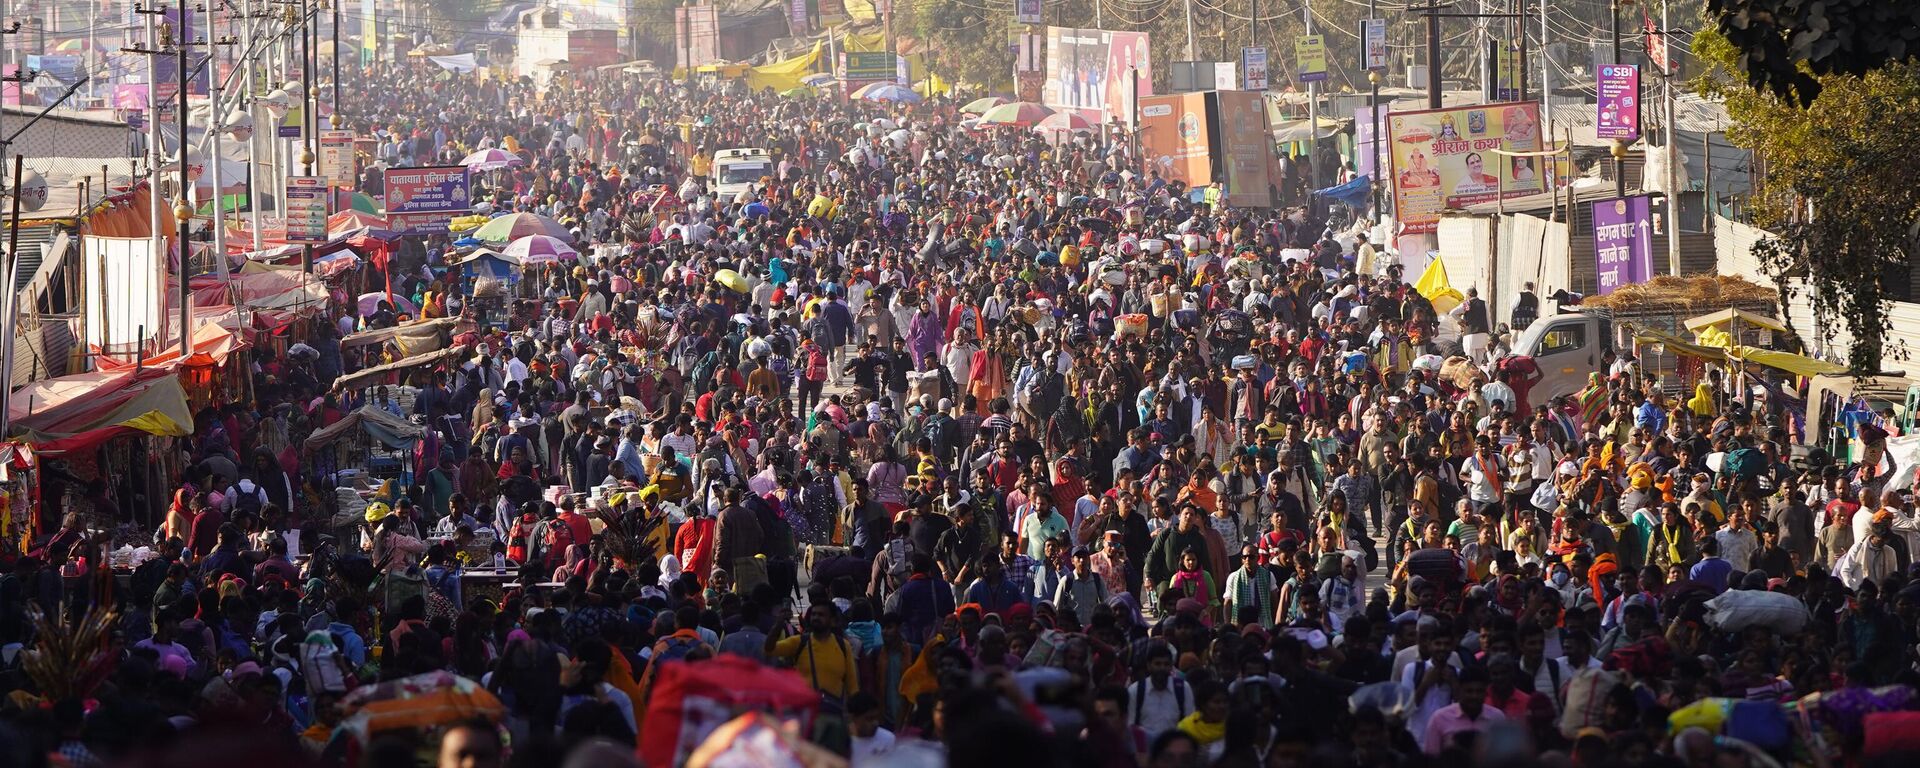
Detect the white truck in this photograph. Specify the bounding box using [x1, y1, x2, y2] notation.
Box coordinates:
[713, 148, 772, 202]
[1510, 300, 1781, 404]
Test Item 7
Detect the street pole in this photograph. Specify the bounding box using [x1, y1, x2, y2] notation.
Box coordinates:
[331, 0, 340, 120]
[0, 154, 23, 423]
[1184, 0, 1195, 61]
[245, 0, 262, 250]
[299, 0, 314, 274]
[1662, 0, 1680, 276]
[177, 0, 193, 358]
[208, 1, 231, 296]
[1609, 0, 1626, 198]
[1305, 0, 1318, 166]
[1539, 0, 1550, 133]
[1369, 0, 1381, 216]
[1424, 1, 1441, 108]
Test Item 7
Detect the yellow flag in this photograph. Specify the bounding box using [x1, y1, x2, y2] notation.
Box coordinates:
[1414, 258, 1466, 315]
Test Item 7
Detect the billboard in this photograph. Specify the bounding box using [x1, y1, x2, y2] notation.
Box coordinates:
[319, 130, 356, 189]
[1361, 18, 1388, 70]
[1139, 92, 1212, 188]
[845, 51, 897, 82]
[1385, 101, 1543, 234]
[1354, 105, 1389, 182]
[383, 166, 471, 234]
[675, 5, 720, 70]
[285, 177, 329, 244]
[1042, 27, 1153, 128]
[1215, 90, 1274, 208]
[1295, 35, 1327, 82]
[1593, 195, 1653, 294]
[1596, 64, 1640, 141]
[1016, 0, 1044, 24]
[1241, 47, 1268, 90]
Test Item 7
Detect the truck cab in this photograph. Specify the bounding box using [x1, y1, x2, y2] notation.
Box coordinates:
[713, 148, 772, 202]
[1512, 312, 1616, 404]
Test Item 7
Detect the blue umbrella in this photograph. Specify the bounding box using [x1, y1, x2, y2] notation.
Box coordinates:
[856, 83, 921, 103]
[743, 201, 770, 218]
[453, 236, 483, 248]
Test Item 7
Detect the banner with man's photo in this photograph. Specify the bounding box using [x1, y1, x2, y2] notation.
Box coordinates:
[1041, 27, 1153, 128]
[1385, 102, 1543, 234]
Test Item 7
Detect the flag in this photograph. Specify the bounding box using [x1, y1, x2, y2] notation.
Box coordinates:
[1414, 258, 1466, 314]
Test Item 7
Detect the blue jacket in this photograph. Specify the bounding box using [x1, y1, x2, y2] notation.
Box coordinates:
[889, 574, 956, 645]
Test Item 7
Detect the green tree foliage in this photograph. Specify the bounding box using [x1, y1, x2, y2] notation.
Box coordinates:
[1705, 0, 1920, 106]
[1695, 28, 1920, 372]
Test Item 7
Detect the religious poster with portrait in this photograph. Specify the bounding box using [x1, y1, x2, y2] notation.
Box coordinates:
[1385, 102, 1542, 234]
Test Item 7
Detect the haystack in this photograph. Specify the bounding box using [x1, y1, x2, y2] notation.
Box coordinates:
[1579, 275, 1777, 313]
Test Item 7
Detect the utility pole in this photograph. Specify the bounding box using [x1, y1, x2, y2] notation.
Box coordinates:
[1409, 3, 1532, 109]
[175, 0, 196, 357]
[1660, 0, 1680, 276]
[1304, 0, 1317, 147]
[0, 10, 19, 194]
[1184, 0, 1195, 61]
[1367, 0, 1382, 215]
[1609, 0, 1626, 198]
[123, 3, 169, 357]
[1539, 0, 1550, 132]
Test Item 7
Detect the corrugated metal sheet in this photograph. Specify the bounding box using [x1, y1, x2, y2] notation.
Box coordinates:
[8, 314, 75, 387]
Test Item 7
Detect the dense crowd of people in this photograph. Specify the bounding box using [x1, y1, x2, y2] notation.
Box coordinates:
[4, 61, 1913, 768]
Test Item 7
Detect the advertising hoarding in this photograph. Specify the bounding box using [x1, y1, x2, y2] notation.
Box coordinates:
[1385, 101, 1544, 234]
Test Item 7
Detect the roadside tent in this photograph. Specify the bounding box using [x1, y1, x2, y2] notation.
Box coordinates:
[303, 405, 427, 452]
[330, 345, 470, 392]
[8, 369, 194, 454]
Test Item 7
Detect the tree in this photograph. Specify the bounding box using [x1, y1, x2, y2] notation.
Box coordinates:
[1705, 0, 1920, 106]
[1694, 29, 1920, 372]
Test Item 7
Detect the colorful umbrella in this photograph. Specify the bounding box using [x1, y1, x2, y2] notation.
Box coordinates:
[800, 72, 837, 87]
[459, 147, 523, 171]
[854, 83, 921, 103]
[960, 96, 1007, 114]
[500, 234, 579, 266]
[327, 210, 387, 236]
[334, 189, 380, 214]
[977, 101, 1055, 127]
[471, 212, 570, 243]
[1034, 110, 1095, 133]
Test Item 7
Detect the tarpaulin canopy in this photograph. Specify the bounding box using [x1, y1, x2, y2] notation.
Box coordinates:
[640, 656, 821, 768]
[188, 269, 328, 321]
[9, 369, 193, 453]
[96, 323, 248, 374]
[1634, 328, 1846, 377]
[330, 345, 469, 393]
[303, 404, 427, 451]
[745, 42, 822, 93]
[1683, 307, 1788, 334]
[1313, 176, 1373, 209]
[340, 317, 458, 356]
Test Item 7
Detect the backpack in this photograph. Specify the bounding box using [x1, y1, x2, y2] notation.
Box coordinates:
[925, 414, 957, 462]
[653, 634, 703, 668]
[1132, 678, 1188, 726]
[382, 568, 427, 615]
[544, 516, 578, 569]
[231, 480, 265, 519]
[1723, 447, 1766, 479]
[690, 350, 721, 394]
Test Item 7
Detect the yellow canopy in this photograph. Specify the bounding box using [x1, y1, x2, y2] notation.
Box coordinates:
[1684, 307, 1787, 334]
[745, 42, 823, 93]
[1414, 259, 1466, 314]
[1634, 328, 1846, 377]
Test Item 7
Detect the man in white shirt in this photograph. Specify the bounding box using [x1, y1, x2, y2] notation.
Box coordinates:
[1124, 645, 1192, 740]
[1399, 616, 1465, 740]
[848, 692, 896, 763]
